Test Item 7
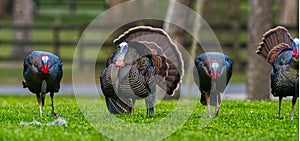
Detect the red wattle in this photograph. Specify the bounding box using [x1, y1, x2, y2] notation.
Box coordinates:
[210, 72, 219, 80]
[292, 49, 299, 59]
[41, 64, 49, 74]
[115, 60, 125, 67]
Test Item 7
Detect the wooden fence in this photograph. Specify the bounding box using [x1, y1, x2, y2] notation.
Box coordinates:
[0, 23, 298, 66]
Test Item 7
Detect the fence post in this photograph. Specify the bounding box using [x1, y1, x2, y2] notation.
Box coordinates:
[53, 17, 61, 56]
[77, 24, 86, 68]
[232, 21, 241, 71]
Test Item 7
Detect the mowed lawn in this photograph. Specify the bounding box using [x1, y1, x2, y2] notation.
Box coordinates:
[0, 95, 298, 141]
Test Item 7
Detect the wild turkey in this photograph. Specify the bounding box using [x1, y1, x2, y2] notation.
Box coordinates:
[23, 51, 63, 116]
[194, 52, 233, 117]
[100, 26, 184, 117]
[256, 26, 299, 120]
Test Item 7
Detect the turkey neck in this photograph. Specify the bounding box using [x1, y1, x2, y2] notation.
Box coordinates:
[110, 65, 132, 93]
[211, 81, 219, 95]
[211, 81, 217, 91]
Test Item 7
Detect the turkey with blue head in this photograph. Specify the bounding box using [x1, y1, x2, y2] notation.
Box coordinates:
[23, 51, 63, 116]
[256, 26, 299, 120]
[100, 26, 184, 117]
[194, 52, 233, 117]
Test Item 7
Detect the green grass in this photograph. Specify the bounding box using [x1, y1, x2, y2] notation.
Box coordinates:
[0, 95, 298, 141]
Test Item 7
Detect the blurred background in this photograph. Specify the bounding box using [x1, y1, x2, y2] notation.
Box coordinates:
[0, 0, 298, 100]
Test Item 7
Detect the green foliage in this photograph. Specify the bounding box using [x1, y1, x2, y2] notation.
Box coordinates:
[0, 96, 298, 141]
[229, 72, 247, 83]
[0, 0, 279, 84]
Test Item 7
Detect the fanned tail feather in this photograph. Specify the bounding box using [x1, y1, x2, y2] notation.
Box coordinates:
[140, 41, 169, 77]
[267, 43, 292, 64]
[165, 60, 181, 95]
[105, 97, 129, 114]
[114, 26, 184, 96]
[256, 26, 294, 64]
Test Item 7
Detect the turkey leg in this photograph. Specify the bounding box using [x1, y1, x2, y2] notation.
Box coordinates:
[145, 94, 155, 117]
[290, 96, 297, 120]
[215, 94, 219, 116]
[36, 94, 43, 116]
[277, 97, 283, 118]
[205, 93, 211, 118]
[50, 92, 57, 116]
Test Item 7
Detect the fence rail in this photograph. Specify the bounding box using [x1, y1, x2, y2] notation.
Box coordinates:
[0, 23, 298, 65]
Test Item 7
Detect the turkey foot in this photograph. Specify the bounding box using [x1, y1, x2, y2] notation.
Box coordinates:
[52, 111, 57, 117]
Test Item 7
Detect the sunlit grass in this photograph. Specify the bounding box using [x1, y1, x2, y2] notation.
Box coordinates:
[0, 95, 298, 141]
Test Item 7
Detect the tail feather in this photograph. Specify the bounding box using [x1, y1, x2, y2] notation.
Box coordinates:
[165, 60, 181, 95]
[257, 26, 294, 63]
[267, 43, 292, 64]
[141, 41, 181, 95]
[200, 93, 207, 105]
[140, 41, 169, 77]
[257, 42, 268, 58]
[105, 97, 129, 114]
[22, 80, 27, 88]
[41, 80, 47, 94]
[114, 26, 184, 96]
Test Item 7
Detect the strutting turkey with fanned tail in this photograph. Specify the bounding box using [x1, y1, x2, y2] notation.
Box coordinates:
[22, 51, 63, 116]
[100, 26, 184, 117]
[194, 52, 233, 117]
[256, 26, 299, 120]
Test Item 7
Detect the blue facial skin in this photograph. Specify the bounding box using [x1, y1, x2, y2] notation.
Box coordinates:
[42, 59, 48, 65]
[41, 55, 49, 64]
[113, 42, 128, 66]
[293, 38, 299, 49]
[211, 63, 218, 72]
[118, 42, 128, 60]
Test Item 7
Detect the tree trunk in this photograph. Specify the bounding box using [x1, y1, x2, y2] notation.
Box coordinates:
[189, 0, 206, 56]
[226, 0, 242, 72]
[163, 0, 194, 45]
[0, 0, 6, 20]
[278, 0, 298, 26]
[247, 0, 272, 100]
[12, 0, 33, 58]
[105, 0, 128, 7]
[163, 0, 194, 100]
[185, 0, 206, 99]
[105, 0, 129, 25]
